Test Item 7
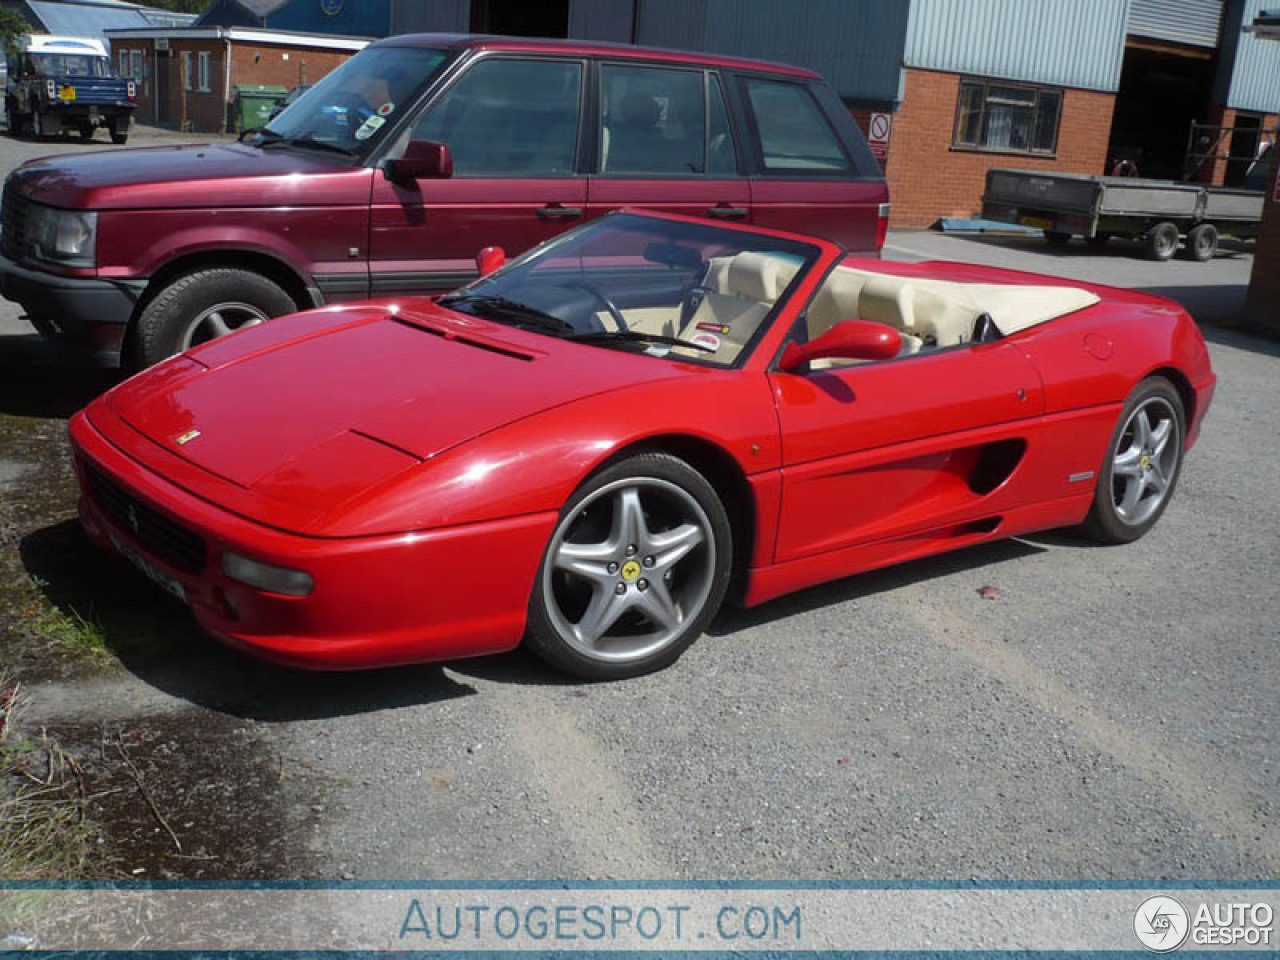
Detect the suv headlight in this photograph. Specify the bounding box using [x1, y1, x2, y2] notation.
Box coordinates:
[26, 204, 97, 266]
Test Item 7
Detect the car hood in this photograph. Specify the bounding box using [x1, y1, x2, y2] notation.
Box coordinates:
[105, 302, 685, 527]
[10, 142, 368, 209]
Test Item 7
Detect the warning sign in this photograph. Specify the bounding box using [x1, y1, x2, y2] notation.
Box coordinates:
[868, 112, 892, 160]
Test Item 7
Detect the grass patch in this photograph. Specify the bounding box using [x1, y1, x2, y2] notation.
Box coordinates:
[0, 679, 102, 879]
[27, 596, 109, 658]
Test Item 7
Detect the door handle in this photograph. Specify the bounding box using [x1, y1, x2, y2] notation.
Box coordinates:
[707, 204, 748, 219]
[536, 204, 583, 220]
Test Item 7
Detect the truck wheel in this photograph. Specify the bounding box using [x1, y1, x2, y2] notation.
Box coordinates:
[1183, 223, 1218, 262]
[108, 119, 127, 145]
[78, 122, 95, 141]
[134, 268, 297, 368]
[1144, 222, 1179, 261]
[1044, 230, 1072, 248]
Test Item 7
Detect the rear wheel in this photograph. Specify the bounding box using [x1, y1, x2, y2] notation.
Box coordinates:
[1144, 221, 1180, 261]
[1044, 230, 1072, 248]
[133, 267, 296, 368]
[1183, 223, 1218, 261]
[1082, 377, 1185, 544]
[78, 122, 95, 141]
[108, 118, 127, 145]
[525, 452, 732, 680]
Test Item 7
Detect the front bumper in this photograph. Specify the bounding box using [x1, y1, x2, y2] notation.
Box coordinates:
[69, 409, 556, 670]
[0, 254, 143, 366]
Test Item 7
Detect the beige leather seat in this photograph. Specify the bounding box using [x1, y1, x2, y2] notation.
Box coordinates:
[671, 252, 799, 362]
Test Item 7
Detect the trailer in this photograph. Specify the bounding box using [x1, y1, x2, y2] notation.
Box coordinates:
[981, 168, 1265, 261]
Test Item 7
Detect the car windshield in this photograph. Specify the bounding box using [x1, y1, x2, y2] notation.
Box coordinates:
[261, 46, 449, 154]
[440, 214, 820, 368]
[28, 54, 112, 78]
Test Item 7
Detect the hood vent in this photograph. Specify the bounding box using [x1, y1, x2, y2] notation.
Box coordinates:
[389, 315, 536, 362]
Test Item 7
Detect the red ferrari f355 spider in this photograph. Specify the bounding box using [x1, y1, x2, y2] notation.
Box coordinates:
[70, 211, 1215, 679]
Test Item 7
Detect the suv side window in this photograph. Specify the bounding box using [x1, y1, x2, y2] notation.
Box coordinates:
[743, 77, 851, 174]
[601, 63, 725, 176]
[412, 57, 582, 177]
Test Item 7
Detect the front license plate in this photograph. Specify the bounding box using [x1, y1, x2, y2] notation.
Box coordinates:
[1020, 215, 1053, 230]
[59, 86, 76, 101]
[109, 533, 186, 602]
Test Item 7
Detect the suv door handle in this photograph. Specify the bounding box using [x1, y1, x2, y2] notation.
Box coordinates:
[707, 204, 748, 219]
[536, 204, 583, 220]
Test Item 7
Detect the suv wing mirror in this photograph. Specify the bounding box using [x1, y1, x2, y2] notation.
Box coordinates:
[386, 140, 453, 182]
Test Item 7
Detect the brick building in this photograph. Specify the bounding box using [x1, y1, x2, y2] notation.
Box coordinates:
[104, 26, 366, 132]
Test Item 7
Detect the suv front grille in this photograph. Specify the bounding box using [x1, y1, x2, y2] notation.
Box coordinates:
[1, 182, 30, 260]
[83, 461, 208, 575]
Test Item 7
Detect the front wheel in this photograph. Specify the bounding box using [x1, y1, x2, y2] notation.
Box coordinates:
[525, 452, 732, 680]
[133, 267, 296, 368]
[1082, 377, 1185, 544]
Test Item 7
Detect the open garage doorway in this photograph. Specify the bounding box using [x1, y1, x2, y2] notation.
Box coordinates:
[470, 0, 570, 37]
[1107, 40, 1218, 181]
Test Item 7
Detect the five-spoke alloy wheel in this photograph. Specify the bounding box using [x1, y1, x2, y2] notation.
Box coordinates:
[526, 453, 731, 680]
[1084, 377, 1185, 543]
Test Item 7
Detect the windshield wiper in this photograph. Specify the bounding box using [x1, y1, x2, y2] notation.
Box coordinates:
[260, 134, 354, 156]
[569, 330, 715, 353]
[439, 294, 573, 336]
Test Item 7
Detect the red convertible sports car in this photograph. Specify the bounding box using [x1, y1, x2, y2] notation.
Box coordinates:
[70, 211, 1215, 679]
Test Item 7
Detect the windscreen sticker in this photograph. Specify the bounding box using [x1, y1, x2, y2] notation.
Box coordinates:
[377, 102, 395, 116]
[354, 114, 386, 140]
[696, 322, 731, 334]
[691, 332, 721, 351]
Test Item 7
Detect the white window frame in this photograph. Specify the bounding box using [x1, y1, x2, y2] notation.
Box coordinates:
[129, 49, 143, 83]
[197, 51, 211, 92]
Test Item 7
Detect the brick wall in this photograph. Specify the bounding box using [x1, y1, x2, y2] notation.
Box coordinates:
[1247, 158, 1279, 329]
[883, 67, 1115, 228]
[228, 42, 351, 94]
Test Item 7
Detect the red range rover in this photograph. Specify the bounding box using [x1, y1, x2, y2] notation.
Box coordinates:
[0, 33, 888, 368]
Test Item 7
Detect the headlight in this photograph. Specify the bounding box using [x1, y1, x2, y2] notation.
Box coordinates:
[26, 204, 97, 266]
[221, 551, 315, 596]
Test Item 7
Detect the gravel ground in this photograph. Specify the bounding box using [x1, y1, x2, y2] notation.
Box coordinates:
[0, 131, 1275, 880]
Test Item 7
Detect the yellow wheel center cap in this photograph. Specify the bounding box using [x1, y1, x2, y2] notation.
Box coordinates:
[1140, 453, 1151, 472]
[620, 560, 642, 582]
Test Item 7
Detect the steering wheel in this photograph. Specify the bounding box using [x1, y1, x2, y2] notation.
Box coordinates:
[565, 279, 627, 331]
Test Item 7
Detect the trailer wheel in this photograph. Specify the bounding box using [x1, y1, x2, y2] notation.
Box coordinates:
[1087, 232, 1112, 248]
[1183, 223, 1218, 262]
[1144, 222, 1179, 261]
[1044, 230, 1072, 248]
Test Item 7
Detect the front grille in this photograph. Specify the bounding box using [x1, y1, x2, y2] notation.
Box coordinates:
[83, 461, 207, 574]
[1, 182, 30, 260]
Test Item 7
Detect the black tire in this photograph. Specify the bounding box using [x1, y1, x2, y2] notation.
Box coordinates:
[4, 97, 19, 136]
[133, 267, 297, 368]
[1086, 232, 1111, 248]
[1044, 230, 1072, 248]
[1081, 377, 1185, 544]
[78, 122, 95, 141]
[108, 119, 127, 145]
[525, 452, 732, 680]
[1144, 221, 1179, 261]
[1183, 223, 1218, 262]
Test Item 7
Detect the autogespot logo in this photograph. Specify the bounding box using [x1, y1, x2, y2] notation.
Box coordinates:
[1135, 895, 1191, 952]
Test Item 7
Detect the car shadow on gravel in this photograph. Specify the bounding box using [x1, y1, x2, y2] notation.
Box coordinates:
[0, 333, 120, 418]
[21, 519, 478, 720]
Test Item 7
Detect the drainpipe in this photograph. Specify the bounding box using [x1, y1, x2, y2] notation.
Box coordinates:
[222, 29, 231, 133]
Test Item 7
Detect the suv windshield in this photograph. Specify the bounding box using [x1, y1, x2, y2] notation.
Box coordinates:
[441, 214, 819, 368]
[26, 54, 112, 78]
[261, 45, 448, 154]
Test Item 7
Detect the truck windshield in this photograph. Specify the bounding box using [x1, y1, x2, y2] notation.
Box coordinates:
[26, 54, 112, 78]
[261, 45, 449, 154]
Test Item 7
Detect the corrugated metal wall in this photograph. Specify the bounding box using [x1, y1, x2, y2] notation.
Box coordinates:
[390, 0, 468, 34]
[568, 0, 635, 43]
[1226, 0, 1280, 112]
[631, 0, 908, 103]
[904, 0, 1129, 92]
[1128, 0, 1224, 47]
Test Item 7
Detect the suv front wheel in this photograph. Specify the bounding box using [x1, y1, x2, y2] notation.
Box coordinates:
[134, 267, 297, 368]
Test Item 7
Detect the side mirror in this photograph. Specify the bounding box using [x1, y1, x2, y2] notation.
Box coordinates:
[386, 140, 453, 182]
[476, 246, 506, 276]
[778, 320, 901, 372]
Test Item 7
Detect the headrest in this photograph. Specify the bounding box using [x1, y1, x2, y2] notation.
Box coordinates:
[620, 93, 660, 127]
[858, 274, 916, 331]
[726, 252, 799, 303]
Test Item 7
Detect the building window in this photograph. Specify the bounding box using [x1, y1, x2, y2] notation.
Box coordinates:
[129, 50, 143, 84]
[118, 49, 128, 78]
[197, 51, 211, 92]
[181, 51, 193, 91]
[953, 79, 1061, 155]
